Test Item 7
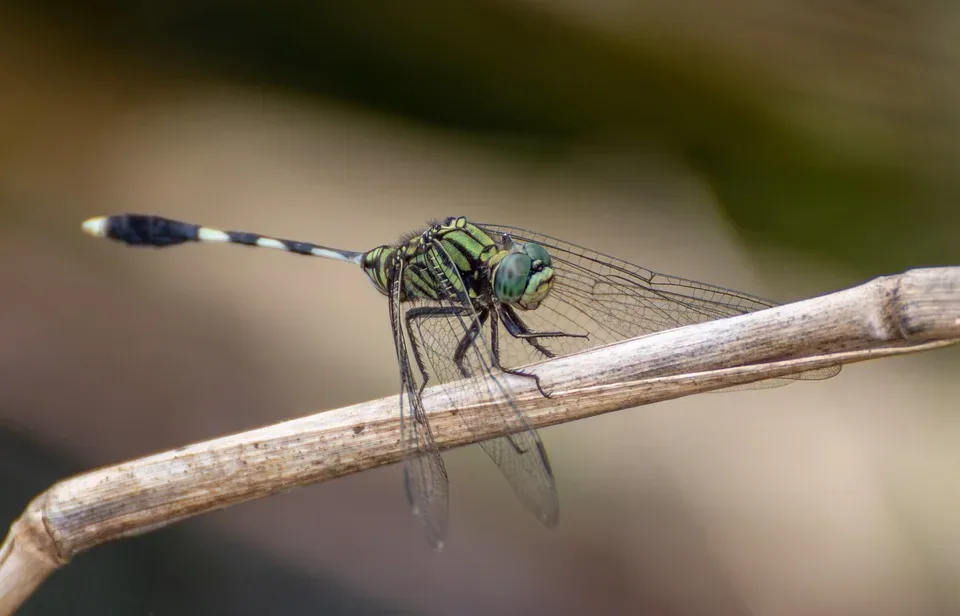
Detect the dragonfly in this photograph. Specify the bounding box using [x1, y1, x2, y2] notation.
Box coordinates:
[81, 213, 840, 548]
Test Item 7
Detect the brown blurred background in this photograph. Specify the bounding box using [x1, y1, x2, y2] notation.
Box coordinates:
[2, 1, 960, 614]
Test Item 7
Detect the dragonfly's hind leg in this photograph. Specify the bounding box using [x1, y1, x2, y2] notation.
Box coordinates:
[449, 310, 489, 380]
[405, 306, 471, 398]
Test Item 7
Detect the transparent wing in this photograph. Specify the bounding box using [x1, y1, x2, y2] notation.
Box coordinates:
[389, 258, 449, 549]
[476, 223, 841, 387]
[401, 240, 559, 527]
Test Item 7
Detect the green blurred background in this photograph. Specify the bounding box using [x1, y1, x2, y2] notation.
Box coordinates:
[2, 1, 960, 614]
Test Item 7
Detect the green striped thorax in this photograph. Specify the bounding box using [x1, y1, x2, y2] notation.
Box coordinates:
[360, 217, 555, 310]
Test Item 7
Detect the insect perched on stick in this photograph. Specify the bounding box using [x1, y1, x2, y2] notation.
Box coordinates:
[82, 213, 840, 548]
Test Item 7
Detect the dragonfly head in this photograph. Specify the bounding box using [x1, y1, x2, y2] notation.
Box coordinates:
[492, 241, 554, 310]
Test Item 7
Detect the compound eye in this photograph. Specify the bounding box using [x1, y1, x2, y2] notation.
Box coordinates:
[494, 253, 532, 303]
[523, 242, 551, 267]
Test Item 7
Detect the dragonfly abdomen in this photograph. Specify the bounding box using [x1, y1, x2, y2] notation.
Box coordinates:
[82, 214, 364, 263]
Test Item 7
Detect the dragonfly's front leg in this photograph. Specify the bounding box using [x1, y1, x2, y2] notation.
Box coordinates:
[489, 309, 555, 399]
[499, 304, 588, 360]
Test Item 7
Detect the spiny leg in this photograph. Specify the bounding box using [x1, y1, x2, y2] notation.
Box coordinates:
[496, 304, 589, 398]
[500, 303, 588, 354]
[489, 309, 556, 399]
[405, 305, 472, 399]
[450, 309, 489, 379]
[499, 305, 557, 359]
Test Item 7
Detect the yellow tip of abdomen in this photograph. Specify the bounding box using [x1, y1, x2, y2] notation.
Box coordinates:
[81, 216, 108, 238]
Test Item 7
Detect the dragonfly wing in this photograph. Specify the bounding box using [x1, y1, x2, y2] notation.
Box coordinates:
[389, 258, 450, 548]
[477, 432, 558, 527]
[405, 240, 559, 527]
[477, 223, 841, 387]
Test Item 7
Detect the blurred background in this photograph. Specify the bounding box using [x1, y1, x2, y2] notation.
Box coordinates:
[2, 1, 960, 614]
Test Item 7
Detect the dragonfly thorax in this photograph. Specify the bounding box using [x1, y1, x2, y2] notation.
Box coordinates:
[357, 217, 555, 311]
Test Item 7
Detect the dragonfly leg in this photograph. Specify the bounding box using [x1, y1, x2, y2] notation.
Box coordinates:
[406, 306, 471, 398]
[499, 306, 555, 359]
[491, 309, 552, 399]
[500, 304, 588, 354]
[450, 309, 489, 379]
